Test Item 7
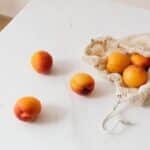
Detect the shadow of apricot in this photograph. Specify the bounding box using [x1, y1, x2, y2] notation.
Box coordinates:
[88, 81, 114, 99]
[51, 59, 76, 76]
[36, 105, 66, 125]
[143, 97, 150, 107]
[88, 85, 101, 99]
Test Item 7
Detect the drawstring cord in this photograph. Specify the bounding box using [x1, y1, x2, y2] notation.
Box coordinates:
[102, 97, 134, 134]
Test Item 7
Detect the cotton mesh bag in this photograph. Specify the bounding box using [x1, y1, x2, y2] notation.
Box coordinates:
[83, 34, 150, 133]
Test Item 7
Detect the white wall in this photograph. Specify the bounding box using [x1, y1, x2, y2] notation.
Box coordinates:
[0, 0, 149, 18]
[0, 0, 30, 17]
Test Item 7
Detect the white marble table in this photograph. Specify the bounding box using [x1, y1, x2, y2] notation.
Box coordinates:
[1, 0, 150, 149]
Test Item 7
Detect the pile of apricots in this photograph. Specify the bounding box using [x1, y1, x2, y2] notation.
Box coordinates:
[106, 50, 150, 88]
[14, 49, 150, 122]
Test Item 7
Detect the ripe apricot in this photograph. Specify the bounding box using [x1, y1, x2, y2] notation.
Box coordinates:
[147, 58, 150, 66]
[123, 65, 148, 88]
[131, 53, 150, 67]
[70, 73, 95, 95]
[31, 50, 53, 74]
[14, 96, 42, 122]
[106, 51, 131, 73]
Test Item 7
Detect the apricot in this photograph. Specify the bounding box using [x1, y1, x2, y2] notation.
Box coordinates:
[106, 51, 131, 73]
[148, 58, 150, 66]
[123, 65, 148, 88]
[31, 50, 53, 74]
[131, 53, 150, 67]
[70, 73, 95, 95]
[14, 96, 42, 122]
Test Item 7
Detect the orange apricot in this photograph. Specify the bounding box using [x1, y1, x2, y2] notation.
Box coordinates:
[70, 73, 95, 95]
[147, 58, 150, 66]
[106, 51, 131, 73]
[14, 96, 42, 122]
[123, 65, 148, 88]
[131, 53, 150, 67]
[31, 50, 53, 74]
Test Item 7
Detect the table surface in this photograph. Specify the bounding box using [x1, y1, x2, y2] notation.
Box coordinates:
[113, 0, 150, 10]
[1, 0, 150, 149]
